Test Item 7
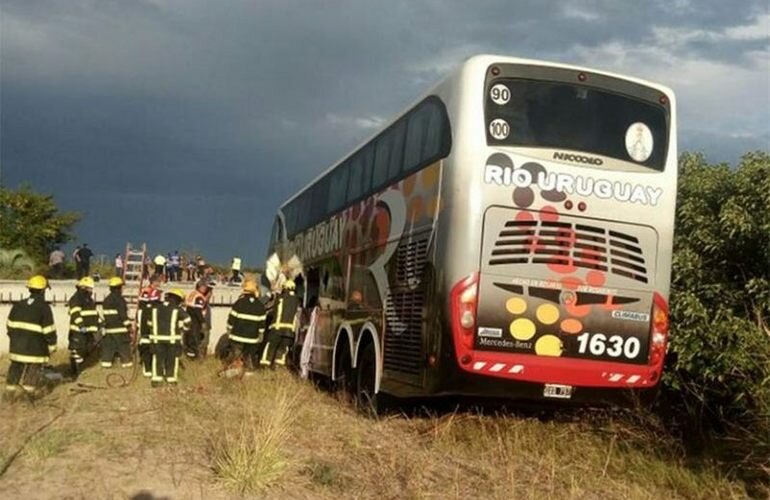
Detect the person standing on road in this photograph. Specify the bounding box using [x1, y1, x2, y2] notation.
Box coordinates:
[77, 244, 94, 279]
[169, 250, 181, 282]
[73, 245, 82, 278]
[49, 247, 65, 279]
[68, 276, 100, 378]
[230, 256, 243, 284]
[100, 277, 133, 369]
[147, 289, 191, 387]
[4, 275, 57, 397]
[137, 274, 163, 377]
[153, 254, 167, 280]
[260, 279, 300, 368]
[225, 276, 266, 370]
[114, 253, 124, 278]
[184, 280, 211, 359]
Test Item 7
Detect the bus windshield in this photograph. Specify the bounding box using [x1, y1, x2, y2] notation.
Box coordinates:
[486, 79, 669, 171]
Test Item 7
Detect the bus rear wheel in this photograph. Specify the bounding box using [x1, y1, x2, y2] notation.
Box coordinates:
[355, 343, 382, 416]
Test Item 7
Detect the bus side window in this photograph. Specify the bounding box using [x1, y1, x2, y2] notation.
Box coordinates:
[327, 161, 350, 214]
[405, 104, 430, 171]
[373, 120, 406, 190]
[347, 261, 381, 311]
[347, 145, 374, 204]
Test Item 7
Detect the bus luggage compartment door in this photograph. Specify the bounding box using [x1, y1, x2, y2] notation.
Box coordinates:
[475, 206, 658, 367]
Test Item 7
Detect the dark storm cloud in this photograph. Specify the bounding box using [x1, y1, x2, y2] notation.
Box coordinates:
[1, 0, 768, 263]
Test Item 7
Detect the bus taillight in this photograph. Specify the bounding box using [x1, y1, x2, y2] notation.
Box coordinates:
[450, 272, 479, 354]
[649, 292, 669, 366]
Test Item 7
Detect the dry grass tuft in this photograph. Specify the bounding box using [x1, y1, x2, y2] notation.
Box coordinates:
[207, 384, 299, 495]
[24, 429, 73, 463]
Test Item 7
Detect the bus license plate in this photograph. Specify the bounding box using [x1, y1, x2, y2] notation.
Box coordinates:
[543, 384, 573, 399]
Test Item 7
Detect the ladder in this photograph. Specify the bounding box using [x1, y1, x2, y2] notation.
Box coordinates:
[123, 242, 147, 306]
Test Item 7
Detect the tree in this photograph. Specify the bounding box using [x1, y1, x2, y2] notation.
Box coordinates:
[0, 185, 81, 263]
[664, 151, 769, 482]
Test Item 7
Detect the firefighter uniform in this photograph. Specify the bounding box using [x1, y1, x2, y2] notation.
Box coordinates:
[147, 289, 191, 386]
[184, 283, 210, 358]
[68, 277, 100, 373]
[137, 282, 162, 377]
[5, 276, 57, 394]
[261, 281, 300, 368]
[227, 278, 266, 369]
[100, 277, 133, 368]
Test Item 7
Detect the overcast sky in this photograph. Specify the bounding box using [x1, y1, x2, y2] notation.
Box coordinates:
[1, 0, 768, 265]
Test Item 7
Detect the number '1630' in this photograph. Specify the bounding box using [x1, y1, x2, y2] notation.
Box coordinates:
[576, 332, 641, 359]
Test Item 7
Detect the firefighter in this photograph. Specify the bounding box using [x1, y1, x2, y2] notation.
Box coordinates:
[184, 280, 211, 359]
[147, 289, 191, 387]
[260, 279, 300, 368]
[68, 276, 100, 377]
[226, 276, 266, 370]
[100, 277, 133, 368]
[4, 275, 57, 396]
[137, 274, 163, 377]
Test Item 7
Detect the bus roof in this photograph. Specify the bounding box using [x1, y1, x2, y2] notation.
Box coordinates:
[277, 54, 675, 211]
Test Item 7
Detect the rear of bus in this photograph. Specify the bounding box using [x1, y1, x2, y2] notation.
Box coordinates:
[441, 56, 676, 403]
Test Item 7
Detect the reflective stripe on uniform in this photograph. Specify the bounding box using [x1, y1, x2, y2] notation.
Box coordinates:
[9, 353, 49, 363]
[150, 334, 183, 342]
[230, 311, 266, 322]
[167, 357, 180, 383]
[7, 320, 44, 333]
[104, 327, 129, 334]
[150, 308, 181, 343]
[80, 310, 99, 317]
[269, 297, 295, 330]
[69, 307, 82, 315]
[42, 324, 56, 334]
[229, 333, 260, 344]
[70, 325, 99, 332]
[151, 355, 162, 382]
[102, 309, 119, 315]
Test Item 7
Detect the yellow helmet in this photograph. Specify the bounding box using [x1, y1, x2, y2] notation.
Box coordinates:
[78, 276, 95, 289]
[166, 288, 186, 300]
[283, 279, 296, 291]
[109, 277, 124, 287]
[242, 275, 258, 294]
[27, 275, 48, 290]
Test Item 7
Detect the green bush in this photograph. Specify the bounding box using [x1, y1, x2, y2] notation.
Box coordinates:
[663, 151, 770, 482]
[0, 248, 36, 279]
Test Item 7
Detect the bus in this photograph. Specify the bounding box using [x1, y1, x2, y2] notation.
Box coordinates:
[267, 55, 676, 410]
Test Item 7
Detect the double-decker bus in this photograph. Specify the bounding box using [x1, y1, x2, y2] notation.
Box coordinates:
[267, 55, 676, 409]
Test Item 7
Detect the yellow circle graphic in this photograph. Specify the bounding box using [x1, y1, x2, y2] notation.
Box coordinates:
[535, 335, 563, 356]
[509, 318, 536, 340]
[506, 297, 527, 315]
[536, 304, 560, 325]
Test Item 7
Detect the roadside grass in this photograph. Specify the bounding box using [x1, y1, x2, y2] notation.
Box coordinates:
[0, 357, 758, 499]
[24, 428, 75, 463]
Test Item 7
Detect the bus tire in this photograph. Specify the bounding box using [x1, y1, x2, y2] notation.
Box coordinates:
[355, 342, 384, 416]
[333, 342, 353, 399]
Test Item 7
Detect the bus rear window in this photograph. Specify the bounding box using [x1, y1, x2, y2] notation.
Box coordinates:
[485, 79, 668, 171]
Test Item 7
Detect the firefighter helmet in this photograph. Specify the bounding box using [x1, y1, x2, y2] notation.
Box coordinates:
[27, 275, 48, 290]
[109, 277, 124, 287]
[166, 288, 186, 300]
[78, 276, 95, 289]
